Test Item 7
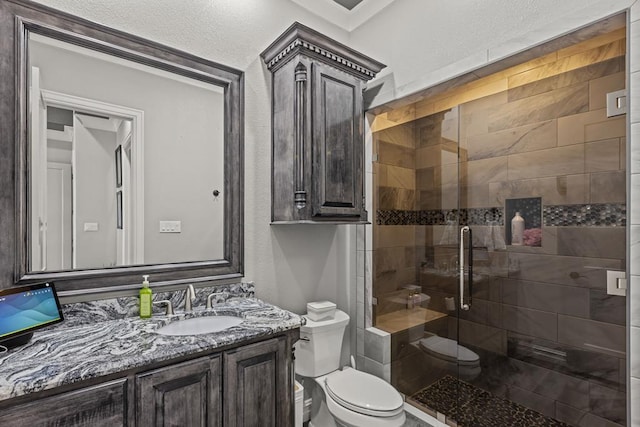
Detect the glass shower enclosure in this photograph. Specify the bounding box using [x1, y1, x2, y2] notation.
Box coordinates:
[372, 31, 627, 426]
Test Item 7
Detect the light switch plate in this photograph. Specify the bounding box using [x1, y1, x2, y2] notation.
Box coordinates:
[159, 220, 181, 233]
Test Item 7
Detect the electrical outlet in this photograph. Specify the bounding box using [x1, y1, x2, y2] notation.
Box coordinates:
[159, 220, 181, 233]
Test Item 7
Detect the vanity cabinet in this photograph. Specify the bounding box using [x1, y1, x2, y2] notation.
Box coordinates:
[137, 355, 222, 427]
[0, 378, 128, 426]
[0, 330, 297, 427]
[261, 22, 385, 223]
[136, 337, 291, 427]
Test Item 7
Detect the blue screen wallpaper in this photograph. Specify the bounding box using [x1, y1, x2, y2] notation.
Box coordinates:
[0, 287, 62, 338]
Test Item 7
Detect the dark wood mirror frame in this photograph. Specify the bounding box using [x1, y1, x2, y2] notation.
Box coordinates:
[0, 0, 244, 297]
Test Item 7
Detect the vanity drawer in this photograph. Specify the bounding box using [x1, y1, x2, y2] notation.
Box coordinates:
[0, 378, 128, 426]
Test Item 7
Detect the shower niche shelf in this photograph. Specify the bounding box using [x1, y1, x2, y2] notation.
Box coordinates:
[505, 197, 542, 247]
[261, 22, 385, 223]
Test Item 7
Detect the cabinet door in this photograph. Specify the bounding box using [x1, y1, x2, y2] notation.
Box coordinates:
[136, 355, 221, 427]
[311, 62, 364, 219]
[0, 378, 128, 426]
[224, 336, 291, 427]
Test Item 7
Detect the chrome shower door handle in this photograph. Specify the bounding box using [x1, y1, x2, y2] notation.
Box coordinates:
[459, 226, 472, 311]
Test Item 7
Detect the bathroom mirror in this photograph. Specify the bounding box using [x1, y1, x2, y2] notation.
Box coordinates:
[29, 33, 226, 271]
[0, 0, 244, 296]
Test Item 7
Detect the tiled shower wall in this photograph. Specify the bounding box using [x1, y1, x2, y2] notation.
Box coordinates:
[370, 28, 631, 426]
[455, 53, 626, 426]
[373, 123, 418, 317]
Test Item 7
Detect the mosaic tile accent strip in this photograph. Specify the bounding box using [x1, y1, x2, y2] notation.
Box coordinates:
[410, 375, 570, 427]
[377, 203, 626, 227]
[543, 203, 626, 227]
[377, 209, 420, 225]
[376, 208, 503, 226]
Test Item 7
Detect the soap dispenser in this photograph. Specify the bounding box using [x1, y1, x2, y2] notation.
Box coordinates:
[139, 275, 152, 318]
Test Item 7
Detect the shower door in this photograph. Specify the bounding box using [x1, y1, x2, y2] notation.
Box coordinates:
[386, 73, 627, 425]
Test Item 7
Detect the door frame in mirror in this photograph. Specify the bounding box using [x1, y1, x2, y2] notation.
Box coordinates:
[0, 0, 244, 297]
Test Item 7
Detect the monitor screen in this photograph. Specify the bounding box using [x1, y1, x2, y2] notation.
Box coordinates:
[0, 283, 64, 342]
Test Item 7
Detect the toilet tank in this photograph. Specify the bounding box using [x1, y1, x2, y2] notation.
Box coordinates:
[295, 309, 349, 377]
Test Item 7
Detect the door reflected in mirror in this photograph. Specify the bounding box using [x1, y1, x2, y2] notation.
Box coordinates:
[28, 33, 225, 272]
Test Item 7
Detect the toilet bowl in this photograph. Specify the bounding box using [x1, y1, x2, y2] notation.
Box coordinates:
[295, 303, 405, 427]
[418, 335, 481, 380]
[315, 367, 405, 427]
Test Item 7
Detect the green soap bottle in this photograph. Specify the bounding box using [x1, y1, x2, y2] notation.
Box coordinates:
[139, 275, 152, 318]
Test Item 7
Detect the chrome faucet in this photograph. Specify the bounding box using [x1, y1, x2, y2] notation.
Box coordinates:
[153, 299, 174, 315]
[206, 292, 229, 309]
[206, 293, 218, 309]
[184, 284, 196, 312]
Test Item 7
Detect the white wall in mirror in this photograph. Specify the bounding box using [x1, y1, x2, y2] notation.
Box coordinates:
[28, 33, 225, 271]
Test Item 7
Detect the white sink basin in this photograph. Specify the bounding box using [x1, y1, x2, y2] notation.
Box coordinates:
[156, 316, 243, 336]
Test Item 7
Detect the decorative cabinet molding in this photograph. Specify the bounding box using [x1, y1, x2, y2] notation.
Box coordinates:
[262, 22, 385, 223]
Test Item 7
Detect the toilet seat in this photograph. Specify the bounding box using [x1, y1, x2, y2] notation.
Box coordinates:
[419, 336, 479, 366]
[324, 368, 404, 417]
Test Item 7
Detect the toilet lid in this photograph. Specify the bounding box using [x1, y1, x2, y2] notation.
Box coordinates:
[325, 369, 404, 417]
[419, 336, 479, 364]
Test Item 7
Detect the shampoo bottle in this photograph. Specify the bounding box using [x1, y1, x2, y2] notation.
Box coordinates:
[511, 212, 525, 246]
[139, 275, 152, 318]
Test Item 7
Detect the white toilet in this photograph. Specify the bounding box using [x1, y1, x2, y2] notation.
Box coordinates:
[295, 303, 405, 427]
[418, 334, 481, 380]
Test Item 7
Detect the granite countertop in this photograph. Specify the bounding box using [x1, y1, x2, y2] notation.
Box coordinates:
[0, 283, 302, 401]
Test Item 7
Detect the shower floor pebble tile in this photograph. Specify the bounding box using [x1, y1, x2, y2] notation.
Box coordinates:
[410, 375, 570, 427]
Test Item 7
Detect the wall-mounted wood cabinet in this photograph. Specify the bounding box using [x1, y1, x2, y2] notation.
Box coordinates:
[262, 22, 385, 223]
